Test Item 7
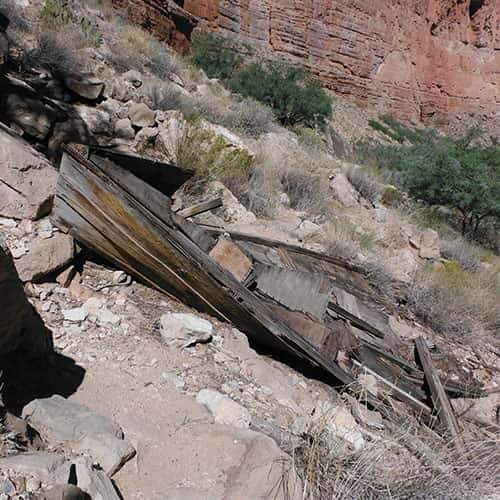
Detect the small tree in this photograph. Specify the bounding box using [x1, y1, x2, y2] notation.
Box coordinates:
[229, 63, 332, 127]
[190, 31, 242, 80]
[371, 125, 500, 236]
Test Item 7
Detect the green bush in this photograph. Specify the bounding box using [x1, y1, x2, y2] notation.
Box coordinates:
[190, 31, 243, 80]
[229, 63, 332, 127]
[359, 121, 500, 238]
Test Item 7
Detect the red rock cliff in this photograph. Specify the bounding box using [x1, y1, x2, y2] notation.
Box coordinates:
[117, 0, 500, 122]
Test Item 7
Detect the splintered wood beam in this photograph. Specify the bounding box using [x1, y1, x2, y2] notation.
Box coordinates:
[177, 198, 222, 218]
[415, 337, 463, 446]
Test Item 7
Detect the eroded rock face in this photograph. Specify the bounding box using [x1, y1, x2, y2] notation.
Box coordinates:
[125, 0, 499, 122]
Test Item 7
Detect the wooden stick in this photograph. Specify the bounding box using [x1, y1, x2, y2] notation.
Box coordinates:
[177, 198, 222, 218]
[415, 337, 463, 446]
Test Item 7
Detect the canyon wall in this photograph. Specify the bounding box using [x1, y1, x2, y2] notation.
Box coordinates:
[118, 0, 500, 122]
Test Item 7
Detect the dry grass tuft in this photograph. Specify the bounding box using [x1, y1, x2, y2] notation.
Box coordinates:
[440, 238, 481, 271]
[295, 412, 500, 500]
[408, 261, 500, 340]
[346, 165, 383, 204]
[107, 22, 184, 79]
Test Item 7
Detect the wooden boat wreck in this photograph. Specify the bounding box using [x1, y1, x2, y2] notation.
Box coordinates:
[52, 144, 485, 440]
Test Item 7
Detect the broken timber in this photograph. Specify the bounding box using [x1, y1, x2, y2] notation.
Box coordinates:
[51, 145, 484, 436]
[52, 145, 353, 386]
[415, 337, 463, 445]
[177, 197, 222, 218]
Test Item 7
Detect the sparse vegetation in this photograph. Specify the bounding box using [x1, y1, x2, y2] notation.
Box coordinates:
[39, 0, 75, 27]
[296, 410, 500, 499]
[360, 120, 500, 241]
[345, 165, 382, 204]
[24, 31, 83, 76]
[408, 261, 500, 338]
[174, 120, 254, 196]
[108, 23, 183, 79]
[440, 238, 481, 271]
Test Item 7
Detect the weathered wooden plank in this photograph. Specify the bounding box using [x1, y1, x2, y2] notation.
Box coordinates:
[257, 266, 333, 320]
[54, 147, 353, 386]
[178, 197, 222, 218]
[209, 237, 253, 282]
[327, 304, 385, 339]
[415, 337, 463, 444]
[351, 359, 435, 421]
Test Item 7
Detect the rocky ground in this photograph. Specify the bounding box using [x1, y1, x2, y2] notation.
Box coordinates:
[0, 1, 499, 499]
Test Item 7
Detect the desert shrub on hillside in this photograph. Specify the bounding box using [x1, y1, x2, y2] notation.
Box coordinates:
[174, 120, 254, 196]
[108, 23, 182, 79]
[229, 63, 332, 127]
[23, 31, 84, 76]
[408, 261, 500, 338]
[149, 82, 275, 137]
[360, 121, 500, 239]
[345, 165, 382, 204]
[440, 238, 481, 271]
[190, 30, 243, 80]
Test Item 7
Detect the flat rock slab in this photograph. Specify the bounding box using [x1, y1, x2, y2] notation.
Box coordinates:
[0, 123, 58, 220]
[14, 232, 74, 282]
[22, 395, 135, 475]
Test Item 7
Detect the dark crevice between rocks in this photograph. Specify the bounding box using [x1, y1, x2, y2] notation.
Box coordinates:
[469, 0, 484, 19]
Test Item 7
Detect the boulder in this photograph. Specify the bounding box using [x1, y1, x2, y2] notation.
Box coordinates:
[121, 70, 143, 88]
[206, 181, 257, 225]
[418, 229, 440, 260]
[1, 80, 62, 140]
[160, 312, 213, 348]
[73, 106, 112, 135]
[196, 389, 251, 428]
[0, 123, 58, 220]
[128, 102, 156, 128]
[313, 403, 365, 451]
[330, 173, 359, 207]
[47, 117, 93, 158]
[63, 74, 104, 100]
[386, 248, 418, 284]
[114, 118, 135, 140]
[0, 237, 52, 357]
[134, 126, 158, 150]
[14, 232, 74, 283]
[22, 395, 135, 476]
[224, 431, 302, 500]
[294, 220, 323, 242]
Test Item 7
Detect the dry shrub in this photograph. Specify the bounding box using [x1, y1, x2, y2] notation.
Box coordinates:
[150, 82, 276, 138]
[440, 238, 481, 271]
[346, 165, 383, 204]
[280, 169, 326, 212]
[107, 22, 183, 79]
[408, 261, 500, 339]
[23, 30, 90, 76]
[173, 120, 253, 196]
[296, 413, 500, 500]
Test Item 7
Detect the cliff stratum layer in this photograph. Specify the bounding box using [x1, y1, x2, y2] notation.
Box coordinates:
[116, 0, 500, 122]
